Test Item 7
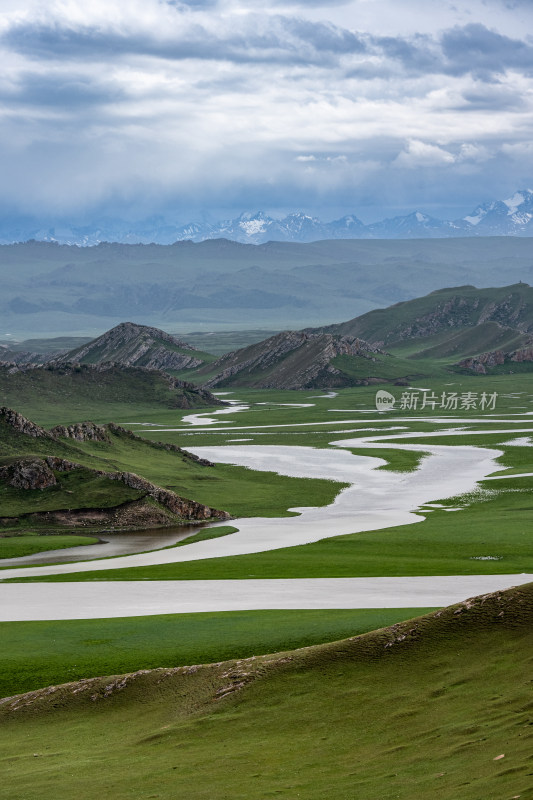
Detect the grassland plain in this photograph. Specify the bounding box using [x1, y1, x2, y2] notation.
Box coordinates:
[0, 533, 99, 560]
[15, 478, 531, 582]
[2, 376, 533, 704]
[1, 584, 531, 800]
[12, 373, 531, 583]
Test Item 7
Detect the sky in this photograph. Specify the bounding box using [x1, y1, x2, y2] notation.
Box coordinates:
[1, 0, 533, 224]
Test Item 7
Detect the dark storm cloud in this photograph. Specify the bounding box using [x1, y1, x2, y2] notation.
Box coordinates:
[441, 24, 533, 76]
[370, 24, 533, 79]
[6, 12, 533, 85]
[3, 16, 366, 67]
[459, 85, 524, 111]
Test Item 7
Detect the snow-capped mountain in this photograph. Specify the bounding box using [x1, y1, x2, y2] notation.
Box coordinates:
[455, 190, 533, 236]
[366, 211, 446, 239]
[2, 190, 533, 246]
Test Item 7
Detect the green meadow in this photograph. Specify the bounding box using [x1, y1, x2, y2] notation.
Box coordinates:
[0, 533, 99, 560]
[1, 585, 531, 800]
[14, 477, 532, 583]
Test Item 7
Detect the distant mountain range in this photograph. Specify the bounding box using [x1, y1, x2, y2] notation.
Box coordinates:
[4, 236, 533, 339]
[3, 190, 533, 246]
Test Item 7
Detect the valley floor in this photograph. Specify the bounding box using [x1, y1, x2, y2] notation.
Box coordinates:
[2, 379, 533, 799]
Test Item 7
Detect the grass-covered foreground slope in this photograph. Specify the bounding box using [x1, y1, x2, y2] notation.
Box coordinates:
[1, 583, 531, 800]
[0, 608, 430, 698]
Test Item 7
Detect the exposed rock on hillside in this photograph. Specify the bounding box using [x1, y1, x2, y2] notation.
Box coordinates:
[0, 348, 45, 367]
[0, 407, 52, 439]
[197, 331, 383, 389]
[457, 351, 506, 373]
[49, 421, 110, 442]
[0, 456, 230, 527]
[458, 344, 533, 374]
[107, 471, 229, 521]
[0, 458, 57, 490]
[56, 321, 207, 372]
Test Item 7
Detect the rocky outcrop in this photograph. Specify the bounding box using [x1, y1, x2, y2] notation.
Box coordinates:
[0, 456, 230, 523]
[0, 349, 45, 367]
[0, 407, 51, 439]
[0, 458, 57, 490]
[458, 344, 533, 373]
[457, 350, 506, 374]
[510, 345, 533, 362]
[107, 471, 229, 521]
[54, 322, 205, 372]
[49, 421, 110, 442]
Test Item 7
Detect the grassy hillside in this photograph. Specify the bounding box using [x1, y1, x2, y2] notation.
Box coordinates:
[320, 283, 533, 346]
[1, 583, 531, 800]
[0, 409, 345, 526]
[178, 284, 533, 389]
[0, 364, 220, 424]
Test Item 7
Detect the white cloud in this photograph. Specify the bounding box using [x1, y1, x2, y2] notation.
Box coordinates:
[394, 140, 456, 168]
[0, 0, 531, 218]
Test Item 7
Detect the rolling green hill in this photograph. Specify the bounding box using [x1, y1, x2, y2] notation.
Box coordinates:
[0, 362, 221, 424]
[318, 282, 533, 346]
[1, 583, 531, 800]
[188, 283, 533, 388]
[0, 409, 229, 531]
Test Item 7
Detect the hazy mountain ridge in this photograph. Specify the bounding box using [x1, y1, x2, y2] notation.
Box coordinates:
[2, 190, 533, 246]
[4, 236, 533, 338]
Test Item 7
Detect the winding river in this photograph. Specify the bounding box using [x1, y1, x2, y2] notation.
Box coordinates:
[1, 426, 532, 619]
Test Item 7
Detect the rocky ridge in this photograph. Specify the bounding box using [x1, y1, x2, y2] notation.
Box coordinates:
[198, 331, 383, 390]
[0, 407, 52, 439]
[458, 345, 533, 374]
[54, 321, 206, 372]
